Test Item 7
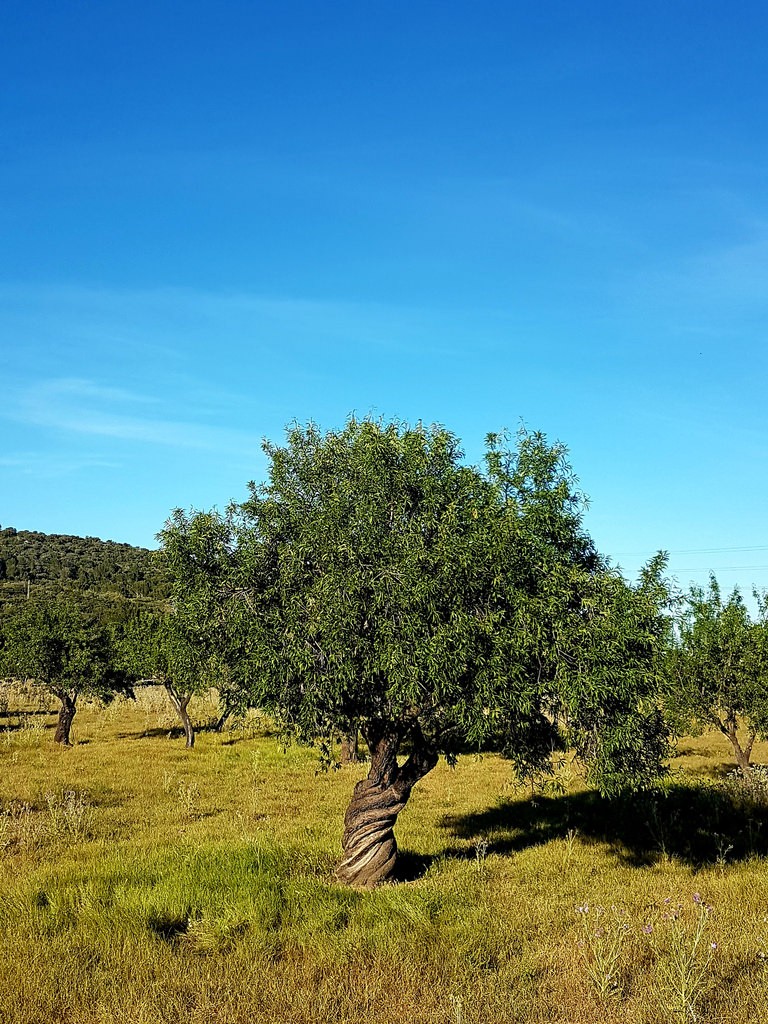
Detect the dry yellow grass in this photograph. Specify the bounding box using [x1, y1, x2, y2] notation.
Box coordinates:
[2, 692, 768, 1023]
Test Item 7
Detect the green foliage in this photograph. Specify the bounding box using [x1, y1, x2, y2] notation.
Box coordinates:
[123, 512, 241, 745]
[552, 555, 676, 795]
[235, 418, 504, 751]
[668, 576, 768, 768]
[0, 595, 131, 704]
[120, 608, 225, 699]
[645, 895, 717, 1023]
[163, 417, 672, 794]
[154, 510, 241, 704]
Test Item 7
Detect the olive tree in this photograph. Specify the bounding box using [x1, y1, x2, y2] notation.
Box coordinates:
[165, 418, 672, 887]
[127, 512, 237, 748]
[1, 596, 131, 744]
[120, 612, 203, 748]
[669, 576, 768, 771]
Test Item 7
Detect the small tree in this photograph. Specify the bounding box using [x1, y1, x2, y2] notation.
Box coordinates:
[670, 576, 768, 771]
[140, 510, 240, 748]
[121, 610, 220, 748]
[165, 418, 672, 886]
[1, 596, 131, 745]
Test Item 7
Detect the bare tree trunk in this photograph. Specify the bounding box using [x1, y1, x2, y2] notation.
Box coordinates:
[213, 690, 238, 732]
[340, 725, 359, 765]
[720, 713, 756, 773]
[335, 721, 438, 888]
[54, 690, 77, 745]
[164, 683, 195, 748]
[726, 722, 756, 773]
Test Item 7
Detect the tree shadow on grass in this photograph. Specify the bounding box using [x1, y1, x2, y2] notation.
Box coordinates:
[146, 909, 190, 943]
[116, 724, 278, 744]
[0, 711, 55, 732]
[440, 780, 768, 868]
[116, 727, 186, 740]
[0, 709, 53, 718]
[0, 720, 55, 733]
[392, 848, 436, 883]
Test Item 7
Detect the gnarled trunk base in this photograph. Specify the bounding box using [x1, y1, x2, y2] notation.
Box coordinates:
[335, 722, 438, 888]
[335, 778, 407, 887]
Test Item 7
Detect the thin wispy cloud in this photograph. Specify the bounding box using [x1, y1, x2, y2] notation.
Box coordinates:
[0, 451, 121, 478]
[11, 377, 264, 455]
[0, 280, 512, 357]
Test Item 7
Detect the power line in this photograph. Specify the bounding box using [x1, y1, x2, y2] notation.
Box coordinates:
[673, 565, 768, 572]
[612, 544, 768, 556]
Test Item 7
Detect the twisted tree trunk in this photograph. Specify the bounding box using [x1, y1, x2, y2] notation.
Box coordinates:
[335, 721, 438, 888]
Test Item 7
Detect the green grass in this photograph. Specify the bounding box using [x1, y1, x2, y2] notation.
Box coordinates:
[2, 692, 768, 1022]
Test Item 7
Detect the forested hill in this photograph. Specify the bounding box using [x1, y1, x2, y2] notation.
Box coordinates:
[0, 526, 169, 605]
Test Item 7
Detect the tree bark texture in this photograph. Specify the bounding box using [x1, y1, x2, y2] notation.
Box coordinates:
[54, 691, 77, 745]
[335, 722, 438, 888]
[165, 684, 195, 748]
[721, 713, 756, 773]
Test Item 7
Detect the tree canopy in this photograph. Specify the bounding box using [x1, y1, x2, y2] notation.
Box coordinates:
[669, 575, 768, 771]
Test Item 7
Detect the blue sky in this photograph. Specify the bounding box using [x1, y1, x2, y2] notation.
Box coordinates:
[2, 1, 768, 600]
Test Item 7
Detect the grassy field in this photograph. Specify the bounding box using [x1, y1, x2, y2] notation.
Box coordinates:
[2, 690, 768, 1023]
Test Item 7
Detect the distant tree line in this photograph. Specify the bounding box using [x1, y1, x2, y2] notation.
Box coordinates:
[0, 527, 169, 607]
